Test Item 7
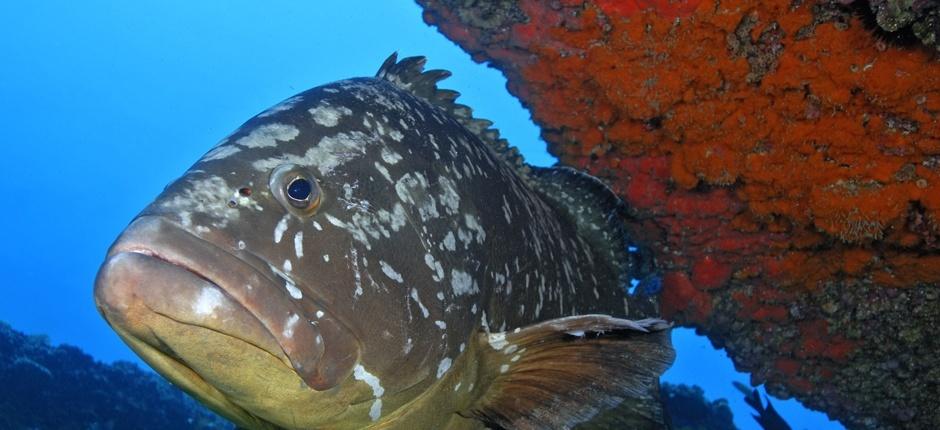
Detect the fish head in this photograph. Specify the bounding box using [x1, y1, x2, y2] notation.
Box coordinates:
[94, 75, 468, 427]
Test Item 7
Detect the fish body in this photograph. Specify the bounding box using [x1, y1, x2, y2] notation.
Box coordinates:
[94, 55, 674, 429]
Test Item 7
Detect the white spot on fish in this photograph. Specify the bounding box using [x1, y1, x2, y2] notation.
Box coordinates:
[374, 161, 393, 183]
[501, 195, 513, 223]
[293, 231, 304, 258]
[437, 177, 460, 215]
[229, 188, 263, 211]
[450, 269, 479, 296]
[350, 246, 363, 297]
[410, 288, 430, 318]
[236, 123, 300, 148]
[488, 333, 508, 350]
[353, 365, 384, 422]
[308, 104, 352, 127]
[237, 240, 247, 250]
[193, 287, 224, 317]
[312, 220, 323, 231]
[274, 215, 289, 243]
[283, 259, 292, 272]
[323, 254, 330, 262]
[258, 95, 303, 118]
[442, 231, 456, 251]
[325, 214, 372, 249]
[201, 145, 241, 162]
[380, 147, 403, 165]
[500, 364, 509, 374]
[252, 131, 371, 176]
[424, 253, 444, 282]
[464, 214, 486, 244]
[282, 314, 300, 338]
[160, 176, 238, 229]
[395, 173, 440, 222]
[436, 357, 452, 379]
[284, 279, 302, 300]
[379, 260, 403, 283]
[435, 320, 447, 330]
[316, 310, 324, 319]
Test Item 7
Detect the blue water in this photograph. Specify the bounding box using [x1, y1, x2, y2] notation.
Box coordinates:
[0, 2, 841, 429]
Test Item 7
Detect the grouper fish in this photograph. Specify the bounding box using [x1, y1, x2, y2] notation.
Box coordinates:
[94, 54, 675, 430]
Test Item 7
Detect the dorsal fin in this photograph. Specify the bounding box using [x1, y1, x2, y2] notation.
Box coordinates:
[528, 166, 634, 287]
[375, 53, 530, 177]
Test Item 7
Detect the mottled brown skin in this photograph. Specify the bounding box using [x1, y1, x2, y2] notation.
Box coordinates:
[95, 57, 669, 429]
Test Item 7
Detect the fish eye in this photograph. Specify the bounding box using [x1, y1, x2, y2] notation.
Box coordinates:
[270, 164, 322, 217]
[287, 178, 312, 204]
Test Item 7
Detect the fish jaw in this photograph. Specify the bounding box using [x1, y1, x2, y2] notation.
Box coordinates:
[94, 216, 363, 427]
[94, 250, 283, 428]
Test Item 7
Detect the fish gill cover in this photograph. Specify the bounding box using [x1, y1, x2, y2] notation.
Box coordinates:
[417, 0, 940, 428]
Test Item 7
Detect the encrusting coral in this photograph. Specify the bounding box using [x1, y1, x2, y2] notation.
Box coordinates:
[417, 0, 940, 428]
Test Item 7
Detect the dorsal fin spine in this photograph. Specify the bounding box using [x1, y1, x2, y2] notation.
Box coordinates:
[375, 53, 532, 179]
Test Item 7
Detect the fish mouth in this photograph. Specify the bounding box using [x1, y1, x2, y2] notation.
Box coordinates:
[94, 216, 356, 426]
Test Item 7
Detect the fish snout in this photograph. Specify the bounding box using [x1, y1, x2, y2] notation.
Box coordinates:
[94, 251, 284, 360]
[96, 216, 359, 392]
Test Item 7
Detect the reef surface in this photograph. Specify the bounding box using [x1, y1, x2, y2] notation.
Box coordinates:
[0, 321, 231, 430]
[417, 0, 940, 428]
[662, 382, 737, 430]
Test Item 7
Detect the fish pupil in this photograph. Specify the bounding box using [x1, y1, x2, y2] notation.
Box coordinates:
[287, 178, 312, 201]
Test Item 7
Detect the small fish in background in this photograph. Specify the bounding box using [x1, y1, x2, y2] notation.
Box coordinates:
[94, 54, 675, 430]
[734, 382, 793, 430]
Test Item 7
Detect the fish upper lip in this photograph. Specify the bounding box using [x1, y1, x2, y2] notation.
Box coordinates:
[119, 247, 292, 366]
[106, 216, 327, 379]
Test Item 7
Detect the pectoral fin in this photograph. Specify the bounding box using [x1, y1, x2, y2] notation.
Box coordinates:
[466, 315, 674, 430]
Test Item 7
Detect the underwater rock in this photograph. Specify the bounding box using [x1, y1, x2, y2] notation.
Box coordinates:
[662, 383, 737, 430]
[845, 0, 940, 50]
[417, 0, 940, 428]
[0, 321, 231, 430]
